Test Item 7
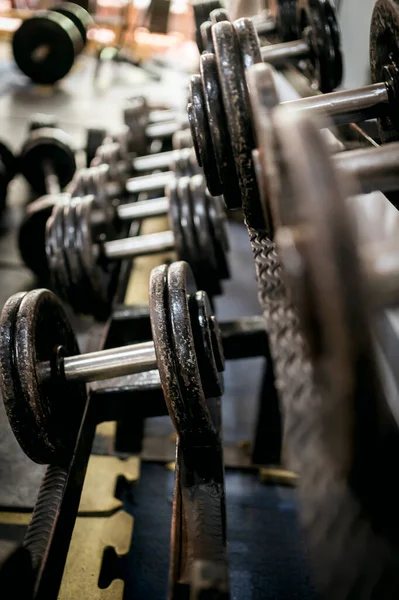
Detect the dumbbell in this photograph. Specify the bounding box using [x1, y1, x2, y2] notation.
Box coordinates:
[17, 140, 201, 280]
[263, 107, 399, 599]
[0, 261, 224, 465]
[189, 1, 395, 226]
[247, 63, 399, 232]
[199, 2, 299, 54]
[90, 140, 200, 197]
[19, 126, 76, 196]
[45, 175, 228, 317]
[0, 141, 18, 214]
[12, 3, 92, 85]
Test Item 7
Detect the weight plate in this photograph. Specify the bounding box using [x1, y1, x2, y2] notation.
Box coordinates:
[46, 201, 70, 303]
[205, 190, 230, 280]
[245, 62, 280, 234]
[176, 177, 198, 273]
[188, 175, 221, 296]
[68, 198, 97, 315]
[167, 178, 184, 260]
[76, 196, 114, 319]
[213, 20, 264, 228]
[19, 195, 65, 279]
[370, 0, 399, 141]
[187, 102, 202, 167]
[62, 199, 84, 310]
[200, 21, 214, 52]
[189, 290, 224, 398]
[297, 0, 343, 92]
[20, 127, 76, 195]
[51, 2, 92, 45]
[272, 106, 399, 598]
[12, 11, 82, 84]
[188, 76, 222, 195]
[200, 52, 241, 209]
[149, 261, 218, 445]
[0, 289, 86, 464]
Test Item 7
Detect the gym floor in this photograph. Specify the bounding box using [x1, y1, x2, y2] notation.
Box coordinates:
[0, 49, 316, 599]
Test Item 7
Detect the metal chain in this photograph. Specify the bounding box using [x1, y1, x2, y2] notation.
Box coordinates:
[247, 226, 320, 472]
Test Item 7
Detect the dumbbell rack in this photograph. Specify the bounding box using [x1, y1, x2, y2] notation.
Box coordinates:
[3, 5, 399, 599]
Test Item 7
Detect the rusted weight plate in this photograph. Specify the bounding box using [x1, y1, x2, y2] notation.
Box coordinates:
[205, 190, 230, 280]
[370, 0, 399, 141]
[188, 175, 222, 296]
[200, 52, 241, 209]
[297, 0, 343, 92]
[45, 200, 71, 305]
[213, 19, 265, 228]
[200, 20, 213, 52]
[188, 75, 222, 195]
[189, 290, 224, 398]
[73, 196, 115, 318]
[272, 107, 399, 596]
[149, 261, 222, 445]
[245, 62, 281, 235]
[0, 289, 86, 464]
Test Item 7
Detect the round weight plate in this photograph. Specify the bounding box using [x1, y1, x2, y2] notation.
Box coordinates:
[75, 196, 114, 319]
[192, 0, 222, 52]
[188, 175, 221, 296]
[46, 201, 70, 303]
[62, 199, 85, 310]
[200, 52, 241, 209]
[200, 21, 214, 53]
[0, 141, 17, 182]
[149, 261, 218, 445]
[245, 62, 281, 234]
[0, 289, 86, 464]
[19, 194, 67, 279]
[297, 0, 343, 92]
[68, 198, 98, 315]
[167, 177, 185, 258]
[370, 0, 399, 141]
[273, 105, 399, 598]
[51, 2, 92, 45]
[12, 11, 82, 85]
[172, 176, 198, 272]
[20, 128, 76, 195]
[188, 76, 222, 196]
[189, 290, 224, 398]
[213, 20, 264, 228]
[275, 0, 299, 42]
[205, 191, 230, 280]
